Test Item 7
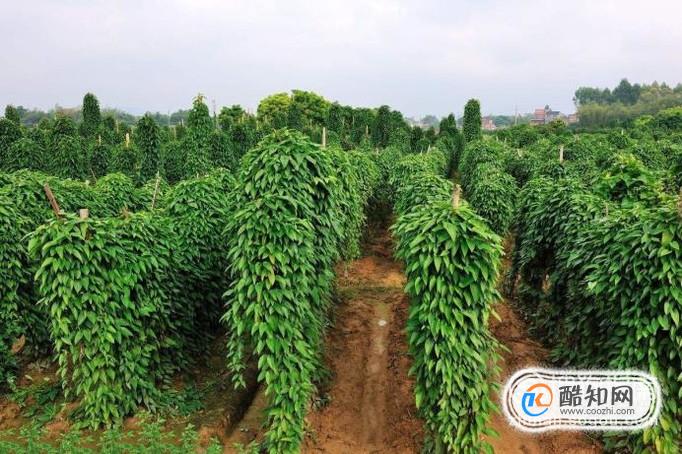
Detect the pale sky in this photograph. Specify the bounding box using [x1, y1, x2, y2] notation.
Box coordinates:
[2, 0, 681, 118]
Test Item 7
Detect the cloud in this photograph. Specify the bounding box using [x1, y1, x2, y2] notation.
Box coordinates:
[1, 0, 681, 117]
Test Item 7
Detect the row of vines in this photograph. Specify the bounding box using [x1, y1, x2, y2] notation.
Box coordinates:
[0, 122, 396, 452]
[484, 112, 682, 453]
[0, 167, 236, 429]
[384, 117, 505, 452]
[221, 129, 380, 451]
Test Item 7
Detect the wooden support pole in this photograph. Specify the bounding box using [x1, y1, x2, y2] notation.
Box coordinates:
[97, 134, 102, 146]
[125, 132, 130, 148]
[452, 184, 461, 209]
[559, 145, 564, 163]
[43, 183, 61, 218]
[151, 173, 161, 209]
[322, 127, 327, 148]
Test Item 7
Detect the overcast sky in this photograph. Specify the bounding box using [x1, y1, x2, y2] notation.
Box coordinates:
[2, 0, 681, 118]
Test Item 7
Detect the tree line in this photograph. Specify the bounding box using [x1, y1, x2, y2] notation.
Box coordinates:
[574, 78, 682, 128]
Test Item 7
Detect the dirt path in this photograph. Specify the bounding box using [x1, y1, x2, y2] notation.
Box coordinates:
[485, 241, 602, 454]
[302, 226, 423, 453]
[225, 230, 603, 453]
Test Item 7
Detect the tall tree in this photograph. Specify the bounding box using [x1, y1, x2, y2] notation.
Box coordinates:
[613, 78, 641, 105]
[80, 93, 102, 137]
[210, 130, 236, 170]
[257, 93, 291, 130]
[4, 105, 20, 126]
[289, 90, 330, 127]
[135, 114, 162, 181]
[463, 99, 482, 143]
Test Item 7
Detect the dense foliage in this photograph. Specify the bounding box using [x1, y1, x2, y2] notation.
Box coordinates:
[389, 142, 501, 453]
[459, 140, 517, 234]
[576, 79, 682, 128]
[462, 99, 482, 143]
[394, 200, 501, 453]
[29, 214, 178, 428]
[500, 113, 682, 452]
[3, 89, 682, 453]
[223, 129, 366, 452]
[135, 114, 162, 181]
[80, 93, 101, 138]
[164, 171, 236, 358]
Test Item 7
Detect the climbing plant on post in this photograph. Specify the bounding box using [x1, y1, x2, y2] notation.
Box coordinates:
[393, 185, 501, 454]
[80, 93, 102, 138]
[4, 105, 21, 126]
[184, 94, 213, 176]
[463, 99, 482, 143]
[135, 114, 161, 181]
[222, 129, 342, 453]
[29, 213, 178, 428]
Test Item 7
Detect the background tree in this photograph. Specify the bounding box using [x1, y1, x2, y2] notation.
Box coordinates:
[257, 92, 291, 130]
[4, 105, 21, 126]
[52, 136, 87, 179]
[51, 116, 78, 141]
[169, 109, 190, 125]
[174, 123, 187, 140]
[135, 114, 161, 181]
[573, 86, 613, 106]
[463, 99, 482, 143]
[410, 126, 424, 151]
[289, 90, 330, 128]
[612, 78, 641, 105]
[161, 140, 186, 184]
[80, 93, 102, 137]
[99, 115, 119, 145]
[287, 98, 305, 131]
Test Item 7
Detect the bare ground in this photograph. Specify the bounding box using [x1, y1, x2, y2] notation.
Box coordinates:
[301, 227, 424, 454]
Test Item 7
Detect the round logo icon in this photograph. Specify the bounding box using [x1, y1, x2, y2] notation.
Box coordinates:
[521, 383, 553, 417]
